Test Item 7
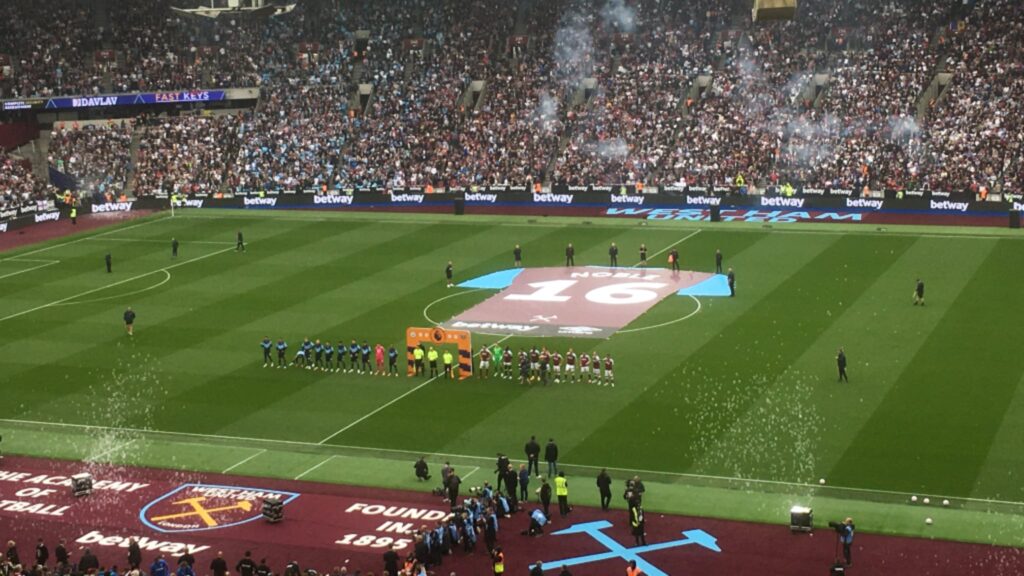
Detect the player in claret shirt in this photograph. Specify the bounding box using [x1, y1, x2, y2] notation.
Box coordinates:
[478, 345, 492, 379]
[579, 351, 591, 384]
[603, 354, 615, 387]
[551, 350, 562, 384]
[591, 351, 602, 385]
[565, 348, 577, 383]
[529, 347, 541, 381]
[502, 347, 514, 379]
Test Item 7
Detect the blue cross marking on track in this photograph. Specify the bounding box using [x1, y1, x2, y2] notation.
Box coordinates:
[540, 521, 720, 575]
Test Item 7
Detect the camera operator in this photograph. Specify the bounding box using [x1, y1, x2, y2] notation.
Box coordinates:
[830, 518, 855, 566]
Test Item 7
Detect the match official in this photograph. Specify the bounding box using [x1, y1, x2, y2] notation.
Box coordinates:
[913, 278, 925, 306]
[638, 243, 647, 267]
[514, 244, 522, 267]
[236, 231, 245, 252]
[446, 261, 454, 288]
[609, 242, 619, 267]
[123, 307, 136, 336]
[565, 243, 575, 267]
[837, 347, 849, 383]
[172, 238, 179, 258]
[427, 347, 439, 377]
[105, 253, 112, 273]
[715, 248, 723, 273]
[443, 349, 454, 379]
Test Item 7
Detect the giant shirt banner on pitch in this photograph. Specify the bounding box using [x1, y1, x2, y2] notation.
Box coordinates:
[445, 267, 713, 338]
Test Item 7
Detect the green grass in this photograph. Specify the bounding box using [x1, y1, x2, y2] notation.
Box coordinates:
[2, 209, 1023, 546]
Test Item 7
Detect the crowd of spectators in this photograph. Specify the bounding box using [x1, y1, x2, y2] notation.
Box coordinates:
[232, 85, 352, 192]
[917, 0, 1024, 195]
[47, 122, 134, 197]
[0, 152, 56, 210]
[4, 0, 1024, 196]
[133, 113, 241, 197]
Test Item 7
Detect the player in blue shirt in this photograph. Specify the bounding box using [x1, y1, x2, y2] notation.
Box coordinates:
[291, 340, 307, 367]
[324, 341, 335, 371]
[388, 346, 399, 377]
[302, 338, 314, 369]
[361, 341, 371, 373]
[260, 337, 273, 367]
[313, 339, 324, 369]
[336, 340, 345, 371]
[276, 339, 288, 368]
[348, 340, 360, 373]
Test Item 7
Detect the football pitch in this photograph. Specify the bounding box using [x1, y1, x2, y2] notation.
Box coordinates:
[2, 209, 1023, 546]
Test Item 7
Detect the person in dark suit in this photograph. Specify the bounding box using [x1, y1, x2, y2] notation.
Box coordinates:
[495, 453, 510, 492]
[35, 539, 48, 567]
[544, 438, 559, 477]
[837, 348, 849, 382]
[171, 238, 179, 258]
[715, 249, 723, 273]
[382, 545, 400, 576]
[727, 267, 735, 296]
[565, 243, 575, 267]
[524, 435, 541, 476]
[513, 244, 522, 267]
[913, 278, 925, 306]
[596, 469, 612, 511]
[447, 468, 462, 503]
[128, 537, 142, 569]
[537, 478, 552, 518]
[609, 242, 619, 267]
[105, 252, 112, 273]
[414, 456, 430, 481]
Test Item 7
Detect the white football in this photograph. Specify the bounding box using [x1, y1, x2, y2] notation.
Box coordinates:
[925, 518, 933, 525]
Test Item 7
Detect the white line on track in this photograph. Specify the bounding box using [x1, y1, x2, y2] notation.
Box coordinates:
[3, 416, 1021, 507]
[0, 260, 60, 280]
[294, 455, 336, 480]
[317, 334, 513, 445]
[0, 246, 234, 323]
[222, 449, 267, 474]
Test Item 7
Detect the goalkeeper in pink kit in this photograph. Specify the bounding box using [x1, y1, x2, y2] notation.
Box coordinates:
[375, 344, 386, 375]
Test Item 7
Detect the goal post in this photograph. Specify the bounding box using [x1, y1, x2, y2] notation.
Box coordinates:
[406, 326, 473, 379]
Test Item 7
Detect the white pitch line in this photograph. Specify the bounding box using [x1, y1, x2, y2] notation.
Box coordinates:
[87, 439, 135, 462]
[317, 334, 513, 445]
[222, 449, 267, 474]
[7, 215, 172, 259]
[0, 260, 60, 280]
[87, 237, 236, 245]
[460, 466, 481, 481]
[3, 415, 1023, 507]
[0, 246, 234, 323]
[294, 455, 336, 480]
[635, 228, 702, 268]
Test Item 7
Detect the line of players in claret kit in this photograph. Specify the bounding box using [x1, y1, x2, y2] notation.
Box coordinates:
[478, 344, 615, 387]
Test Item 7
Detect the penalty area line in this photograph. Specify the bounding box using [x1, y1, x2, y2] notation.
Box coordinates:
[0, 245, 234, 323]
[317, 334, 513, 445]
[0, 259, 60, 280]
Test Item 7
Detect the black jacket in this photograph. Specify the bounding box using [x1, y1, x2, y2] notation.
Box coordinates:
[596, 473, 612, 494]
[525, 439, 540, 459]
[544, 442, 558, 462]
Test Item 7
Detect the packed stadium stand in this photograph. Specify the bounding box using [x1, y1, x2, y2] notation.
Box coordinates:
[0, 0, 1019, 198]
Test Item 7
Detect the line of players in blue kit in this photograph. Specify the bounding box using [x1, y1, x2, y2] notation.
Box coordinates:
[259, 337, 400, 376]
